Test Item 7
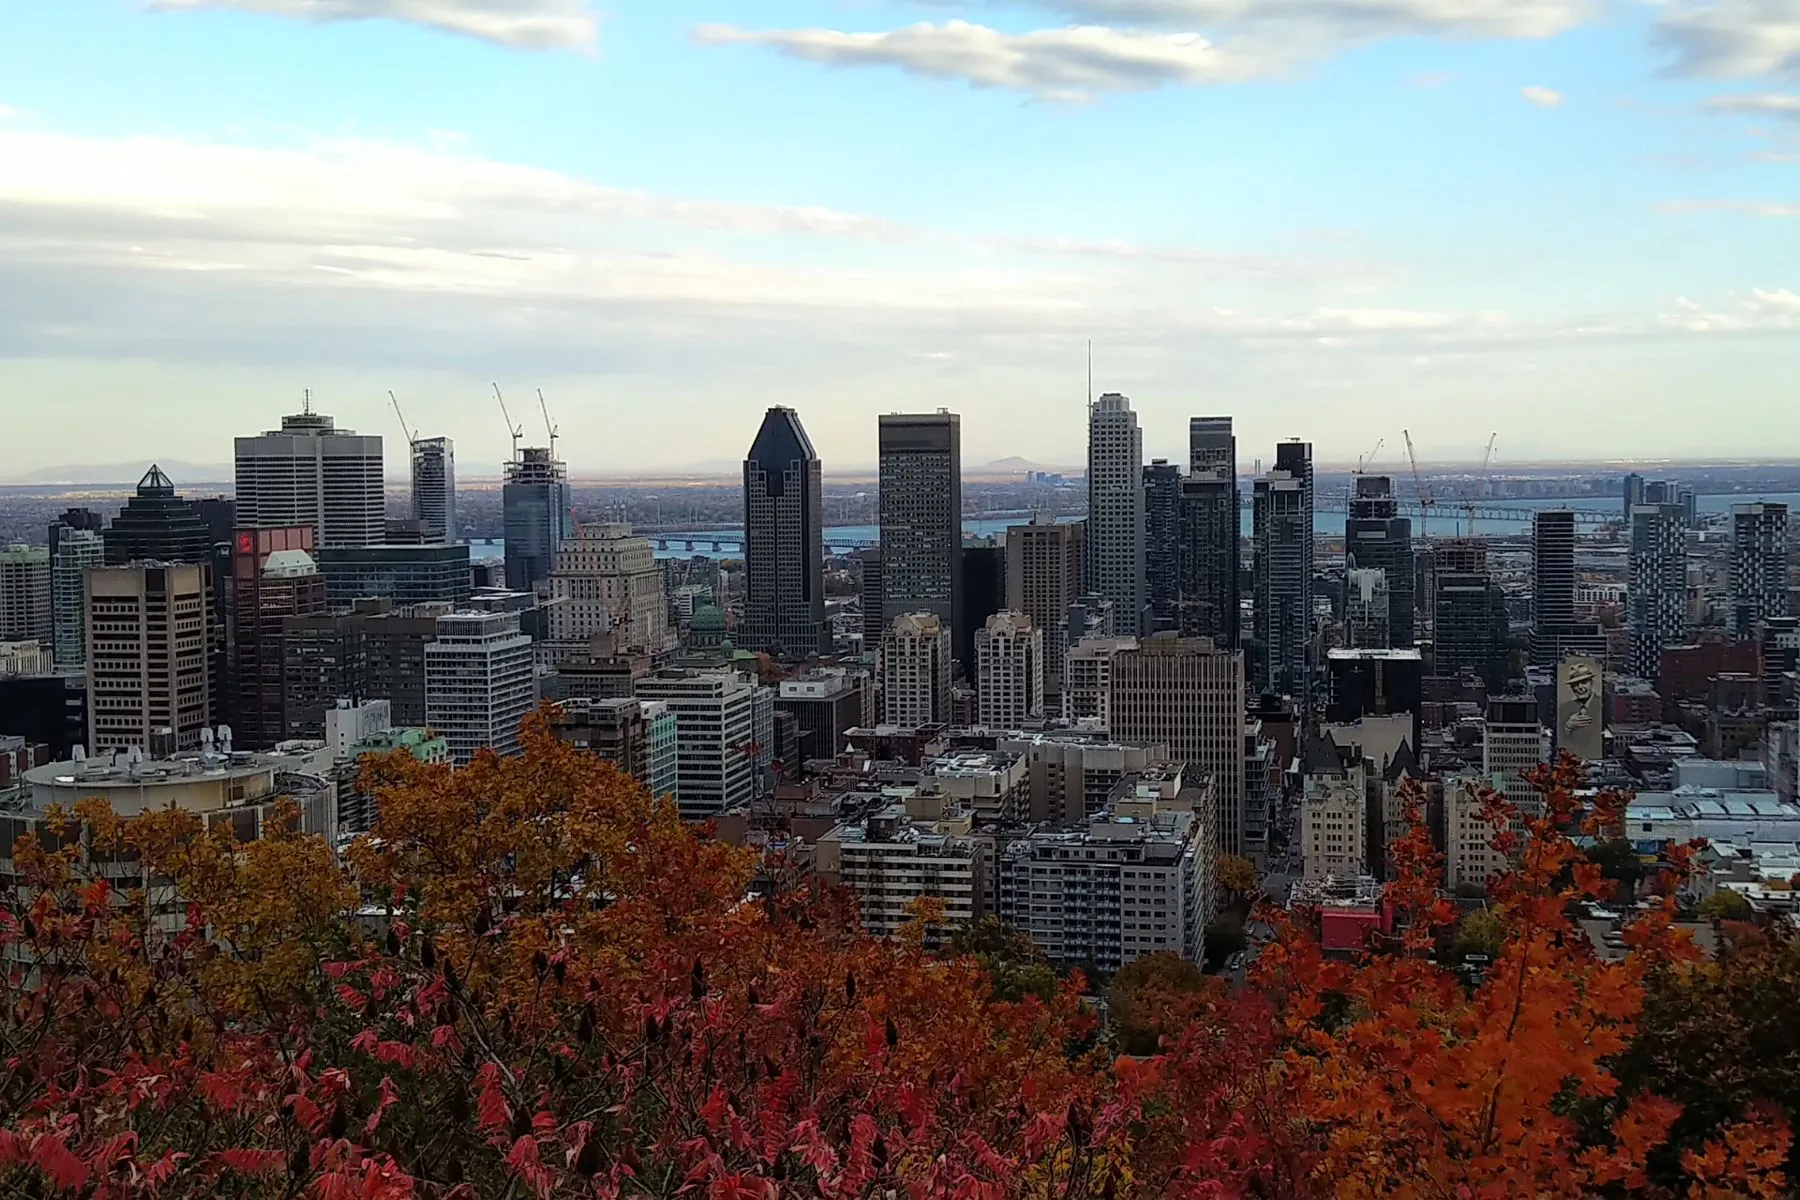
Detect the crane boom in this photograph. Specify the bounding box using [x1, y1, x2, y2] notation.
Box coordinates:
[387, 390, 418, 448]
[1356, 437, 1384, 475]
[1403, 429, 1434, 542]
[1465, 432, 1498, 537]
[492, 383, 523, 463]
[537, 388, 559, 463]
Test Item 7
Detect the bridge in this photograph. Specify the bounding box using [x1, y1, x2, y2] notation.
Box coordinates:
[654, 534, 877, 555]
[1309, 498, 1616, 526]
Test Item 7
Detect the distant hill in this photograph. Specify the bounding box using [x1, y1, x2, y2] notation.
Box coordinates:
[3, 460, 234, 486]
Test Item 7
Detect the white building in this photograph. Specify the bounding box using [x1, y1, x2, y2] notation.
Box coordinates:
[1086, 393, 1147, 635]
[1301, 759, 1370, 882]
[815, 791, 988, 939]
[50, 529, 103, 670]
[424, 611, 537, 764]
[1483, 696, 1545, 813]
[0, 641, 52, 676]
[0, 545, 52, 645]
[546, 523, 671, 653]
[632, 668, 759, 820]
[975, 610, 1044, 728]
[234, 407, 385, 550]
[1063, 635, 1136, 726]
[1444, 771, 1514, 894]
[881, 611, 951, 726]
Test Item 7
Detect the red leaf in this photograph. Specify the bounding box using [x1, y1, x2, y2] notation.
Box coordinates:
[215, 1149, 287, 1178]
[475, 1062, 512, 1134]
[32, 1134, 89, 1192]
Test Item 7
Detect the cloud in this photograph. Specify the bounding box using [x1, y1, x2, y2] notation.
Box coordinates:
[1654, 0, 1800, 79]
[693, 21, 1251, 98]
[1660, 287, 1800, 330]
[1521, 84, 1564, 105]
[1658, 198, 1800, 216]
[145, 0, 597, 49]
[1006, 0, 1590, 40]
[1705, 91, 1800, 118]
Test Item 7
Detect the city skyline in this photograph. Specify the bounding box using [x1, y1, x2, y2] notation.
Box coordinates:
[4, 1, 1800, 474]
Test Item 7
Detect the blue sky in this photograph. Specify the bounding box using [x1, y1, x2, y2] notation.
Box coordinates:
[1, 0, 1797, 476]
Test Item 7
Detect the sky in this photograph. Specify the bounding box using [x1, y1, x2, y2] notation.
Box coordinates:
[1, 0, 1799, 478]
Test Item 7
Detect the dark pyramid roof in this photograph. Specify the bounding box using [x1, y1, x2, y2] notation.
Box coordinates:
[1301, 730, 1345, 776]
[137, 464, 175, 496]
[746, 406, 817, 468]
[1383, 737, 1422, 783]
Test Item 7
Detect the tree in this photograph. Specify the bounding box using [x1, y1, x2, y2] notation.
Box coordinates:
[1453, 906, 1506, 961]
[1105, 952, 1209, 1056]
[949, 917, 1058, 1004]
[1588, 837, 1646, 897]
[1700, 889, 1753, 922]
[1202, 914, 1247, 972]
[1218, 855, 1259, 909]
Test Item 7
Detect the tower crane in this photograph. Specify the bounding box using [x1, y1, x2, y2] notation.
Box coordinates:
[492, 383, 522, 463]
[387, 390, 418, 448]
[1355, 437, 1384, 475]
[1403, 429, 1435, 543]
[537, 388, 559, 464]
[1465, 432, 1498, 537]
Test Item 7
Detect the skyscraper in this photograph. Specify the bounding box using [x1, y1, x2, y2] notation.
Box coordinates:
[410, 437, 457, 545]
[234, 406, 385, 549]
[424, 610, 537, 764]
[1108, 633, 1248, 853]
[1344, 474, 1413, 649]
[1252, 441, 1313, 698]
[50, 529, 103, 671]
[1433, 540, 1509, 692]
[1621, 472, 1645, 525]
[1188, 416, 1236, 476]
[1143, 460, 1181, 632]
[975, 610, 1044, 727]
[86, 562, 215, 753]
[230, 526, 328, 749]
[104, 466, 214, 566]
[957, 541, 1006, 673]
[881, 611, 952, 726]
[1528, 509, 1605, 666]
[1006, 517, 1085, 703]
[1181, 416, 1240, 650]
[1628, 503, 1688, 681]
[878, 412, 962, 637]
[546, 524, 670, 654]
[1343, 568, 1390, 649]
[1086, 393, 1146, 635]
[0, 546, 52, 645]
[502, 446, 574, 595]
[741, 406, 826, 658]
[1731, 503, 1790, 641]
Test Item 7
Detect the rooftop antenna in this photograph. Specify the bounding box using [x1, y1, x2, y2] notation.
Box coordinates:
[537, 388, 559, 464]
[492, 382, 523, 463]
[387, 390, 418, 448]
[302, 387, 312, 416]
[1086, 339, 1093, 411]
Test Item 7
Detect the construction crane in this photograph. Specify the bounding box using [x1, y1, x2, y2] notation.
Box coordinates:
[387, 390, 418, 448]
[537, 388, 559, 464]
[1355, 437, 1385, 475]
[1464, 432, 1498, 537]
[1403, 429, 1435, 543]
[492, 382, 522, 463]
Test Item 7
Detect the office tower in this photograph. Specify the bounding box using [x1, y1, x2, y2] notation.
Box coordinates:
[502, 446, 574, 595]
[230, 527, 328, 749]
[776, 669, 874, 764]
[104, 466, 213, 566]
[1189, 416, 1236, 475]
[1325, 648, 1424, 732]
[1484, 695, 1543, 812]
[192, 497, 237, 546]
[47, 508, 104, 557]
[316, 543, 473, 608]
[957, 541, 1006, 674]
[1344, 475, 1414, 650]
[282, 600, 448, 735]
[878, 412, 962, 637]
[1108, 633, 1249, 853]
[742, 406, 827, 658]
[1063, 635, 1136, 726]
[1628, 503, 1688, 682]
[234, 406, 384, 549]
[881, 611, 952, 726]
[632, 668, 759, 819]
[50, 529, 103, 671]
[1731, 503, 1790, 641]
[424, 610, 536, 764]
[1528, 509, 1604, 667]
[1143, 460, 1181, 632]
[975, 611, 1044, 728]
[1086, 393, 1146, 634]
[410, 437, 457, 544]
[1434, 539, 1509, 691]
[546, 524, 670, 654]
[1062, 593, 1116, 661]
[1621, 472, 1645, 525]
[857, 548, 885, 651]
[1006, 517, 1085, 706]
[0, 546, 52, 645]
[1177, 471, 1240, 648]
[1344, 568, 1390, 649]
[1252, 441, 1314, 698]
[85, 562, 214, 753]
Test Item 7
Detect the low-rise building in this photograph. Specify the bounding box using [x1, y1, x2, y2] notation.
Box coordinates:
[995, 731, 1168, 824]
[921, 748, 1028, 825]
[814, 791, 988, 939]
[1063, 636, 1136, 726]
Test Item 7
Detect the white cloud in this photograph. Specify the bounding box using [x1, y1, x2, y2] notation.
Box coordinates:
[1521, 84, 1564, 105]
[1706, 91, 1800, 118]
[1660, 287, 1800, 330]
[1007, 0, 1590, 40]
[693, 21, 1252, 98]
[1654, 0, 1800, 80]
[145, 0, 597, 49]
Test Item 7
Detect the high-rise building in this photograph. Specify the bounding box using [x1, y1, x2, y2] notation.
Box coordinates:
[229, 527, 328, 749]
[1344, 475, 1413, 649]
[1143, 460, 1181, 632]
[86, 562, 214, 753]
[0, 546, 52, 645]
[1529, 509, 1606, 667]
[1628, 503, 1688, 682]
[104, 466, 214, 567]
[1086, 393, 1146, 634]
[1484, 696, 1543, 813]
[632, 668, 759, 819]
[742, 406, 827, 659]
[1108, 633, 1248, 853]
[48, 507, 104, 565]
[1176, 475, 1239, 648]
[546, 524, 670, 654]
[775, 669, 873, 764]
[1325, 648, 1424, 734]
[50, 529, 103, 671]
[424, 610, 537, 764]
[234, 407, 385, 549]
[1343, 568, 1390, 649]
[1621, 472, 1645, 525]
[1188, 416, 1236, 476]
[1063, 635, 1136, 726]
[975, 610, 1044, 728]
[856, 548, 885, 652]
[1434, 539, 1509, 692]
[282, 600, 449, 735]
[957, 541, 1006, 674]
[502, 447, 574, 595]
[878, 412, 962, 639]
[881, 611, 952, 726]
[1731, 503, 1790, 641]
[1252, 441, 1313, 698]
[1006, 517, 1085, 704]
[316, 543, 473, 609]
[409, 437, 457, 545]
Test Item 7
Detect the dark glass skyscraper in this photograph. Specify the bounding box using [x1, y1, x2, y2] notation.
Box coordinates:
[103, 466, 215, 566]
[1344, 475, 1414, 650]
[878, 412, 962, 638]
[1530, 508, 1606, 666]
[1252, 441, 1313, 698]
[1143, 459, 1181, 632]
[1434, 539, 1509, 691]
[742, 406, 827, 658]
[502, 447, 573, 594]
[1178, 417, 1239, 649]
